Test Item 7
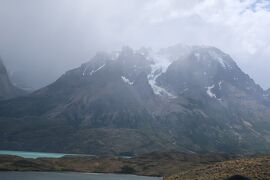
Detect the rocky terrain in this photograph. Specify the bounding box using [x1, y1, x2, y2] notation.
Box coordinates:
[0, 44, 270, 155]
[165, 155, 270, 180]
[0, 58, 25, 100]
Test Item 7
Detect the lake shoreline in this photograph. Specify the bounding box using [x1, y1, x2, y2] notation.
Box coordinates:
[0, 151, 240, 177]
[0, 171, 162, 180]
[0, 150, 97, 159]
[1, 151, 269, 179]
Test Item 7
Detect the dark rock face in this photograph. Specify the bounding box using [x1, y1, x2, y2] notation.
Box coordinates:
[0, 45, 270, 155]
[0, 58, 25, 100]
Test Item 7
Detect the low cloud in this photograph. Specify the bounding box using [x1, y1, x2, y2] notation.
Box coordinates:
[0, 0, 269, 89]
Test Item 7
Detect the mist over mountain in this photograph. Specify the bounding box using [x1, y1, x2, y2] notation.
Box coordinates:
[1, 0, 270, 90]
[0, 45, 269, 155]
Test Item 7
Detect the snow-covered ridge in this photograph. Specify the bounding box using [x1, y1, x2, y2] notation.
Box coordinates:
[191, 46, 233, 70]
[83, 64, 106, 76]
[90, 64, 106, 76]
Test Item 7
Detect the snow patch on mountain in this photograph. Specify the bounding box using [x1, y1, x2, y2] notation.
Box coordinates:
[149, 80, 176, 98]
[147, 54, 177, 98]
[206, 84, 217, 98]
[206, 83, 223, 101]
[121, 76, 134, 85]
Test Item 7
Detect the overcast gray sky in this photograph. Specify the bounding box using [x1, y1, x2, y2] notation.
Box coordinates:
[0, 0, 269, 89]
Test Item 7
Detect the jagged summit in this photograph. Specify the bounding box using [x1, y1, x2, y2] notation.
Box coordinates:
[157, 45, 265, 101]
[78, 45, 249, 99]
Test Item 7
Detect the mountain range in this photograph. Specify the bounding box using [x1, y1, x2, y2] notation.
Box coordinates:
[0, 44, 270, 155]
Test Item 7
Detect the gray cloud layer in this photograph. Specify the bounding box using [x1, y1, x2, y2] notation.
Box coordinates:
[0, 0, 269, 89]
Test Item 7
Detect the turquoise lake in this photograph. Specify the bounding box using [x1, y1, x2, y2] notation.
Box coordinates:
[0, 150, 70, 158]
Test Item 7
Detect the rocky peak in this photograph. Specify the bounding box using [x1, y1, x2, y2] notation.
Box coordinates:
[153, 45, 265, 101]
[76, 45, 266, 102]
[0, 58, 25, 99]
[0, 58, 8, 76]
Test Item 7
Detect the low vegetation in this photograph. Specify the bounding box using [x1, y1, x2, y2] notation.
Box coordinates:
[165, 155, 270, 180]
[0, 152, 237, 177]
